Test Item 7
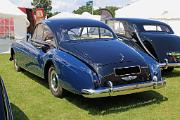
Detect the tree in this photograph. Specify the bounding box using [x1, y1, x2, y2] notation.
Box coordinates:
[103, 6, 119, 17]
[49, 11, 61, 18]
[73, 1, 93, 14]
[31, 0, 52, 17]
[73, 4, 118, 17]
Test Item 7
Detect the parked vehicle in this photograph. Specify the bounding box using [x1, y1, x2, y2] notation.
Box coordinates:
[10, 18, 165, 98]
[0, 76, 13, 120]
[107, 18, 180, 72]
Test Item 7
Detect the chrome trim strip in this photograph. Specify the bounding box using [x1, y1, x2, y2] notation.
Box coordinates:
[133, 25, 157, 60]
[82, 80, 166, 98]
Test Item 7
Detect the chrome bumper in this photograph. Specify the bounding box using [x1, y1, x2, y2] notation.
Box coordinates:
[82, 80, 166, 98]
[160, 63, 180, 68]
[160, 59, 180, 68]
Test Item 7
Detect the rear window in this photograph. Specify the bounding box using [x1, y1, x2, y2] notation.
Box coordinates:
[143, 25, 171, 33]
[61, 27, 114, 41]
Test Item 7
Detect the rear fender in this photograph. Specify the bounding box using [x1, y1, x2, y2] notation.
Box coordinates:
[49, 50, 95, 94]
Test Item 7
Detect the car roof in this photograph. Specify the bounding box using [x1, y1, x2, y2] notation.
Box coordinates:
[43, 18, 111, 29]
[111, 18, 168, 25]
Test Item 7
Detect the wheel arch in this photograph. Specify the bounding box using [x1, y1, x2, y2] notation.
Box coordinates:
[44, 60, 54, 80]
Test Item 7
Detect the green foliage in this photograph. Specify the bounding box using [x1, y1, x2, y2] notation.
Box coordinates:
[73, 4, 118, 17]
[104, 6, 119, 17]
[31, 0, 52, 17]
[47, 11, 60, 18]
[73, 4, 93, 15]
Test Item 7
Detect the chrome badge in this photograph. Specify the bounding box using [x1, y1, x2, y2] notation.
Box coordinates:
[121, 76, 137, 81]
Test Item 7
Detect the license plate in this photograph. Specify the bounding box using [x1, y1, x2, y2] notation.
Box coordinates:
[114, 66, 141, 76]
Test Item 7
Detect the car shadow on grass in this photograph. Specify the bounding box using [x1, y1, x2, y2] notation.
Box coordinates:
[65, 91, 168, 115]
[162, 69, 180, 78]
[21, 70, 49, 89]
[11, 103, 29, 120]
[20, 70, 168, 116]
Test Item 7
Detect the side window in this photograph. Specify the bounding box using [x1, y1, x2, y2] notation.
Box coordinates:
[115, 21, 125, 35]
[43, 25, 55, 46]
[123, 22, 137, 39]
[32, 24, 44, 42]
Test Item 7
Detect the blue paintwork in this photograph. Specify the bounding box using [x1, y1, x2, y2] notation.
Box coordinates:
[0, 76, 13, 120]
[111, 18, 180, 63]
[11, 18, 161, 95]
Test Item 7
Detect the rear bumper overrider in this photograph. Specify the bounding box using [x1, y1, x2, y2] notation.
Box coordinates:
[82, 79, 166, 98]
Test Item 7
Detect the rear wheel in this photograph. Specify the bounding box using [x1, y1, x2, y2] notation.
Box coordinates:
[48, 65, 64, 98]
[13, 54, 21, 72]
[162, 67, 174, 73]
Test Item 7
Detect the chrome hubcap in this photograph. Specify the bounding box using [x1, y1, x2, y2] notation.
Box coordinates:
[50, 70, 58, 92]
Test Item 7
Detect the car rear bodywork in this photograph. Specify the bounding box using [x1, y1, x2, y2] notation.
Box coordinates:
[60, 39, 166, 98]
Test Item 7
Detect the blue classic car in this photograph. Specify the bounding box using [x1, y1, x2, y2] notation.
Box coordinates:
[107, 18, 180, 72]
[0, 76, 13, 120]
[10, 18, 165, 98]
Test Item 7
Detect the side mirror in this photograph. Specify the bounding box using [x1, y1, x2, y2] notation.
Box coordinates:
[26, 34, 31, 42]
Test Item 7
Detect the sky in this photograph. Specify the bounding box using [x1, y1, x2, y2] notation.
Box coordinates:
[9, 0, 135, 13]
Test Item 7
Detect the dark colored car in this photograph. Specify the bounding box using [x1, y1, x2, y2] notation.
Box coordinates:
[0, 76, 13, 120]
[10, 18, 165, 98]
[107, 18, 180, 72]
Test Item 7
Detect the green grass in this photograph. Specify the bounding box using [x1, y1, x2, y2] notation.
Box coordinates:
[0, 54, 180, 120]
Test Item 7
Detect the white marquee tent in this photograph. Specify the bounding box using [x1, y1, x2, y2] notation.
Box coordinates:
[81, 12, 101, 21]
[0, 0, 28, 53]
[49, 12, 101, 21]
[0, 0, 28, 39]
[115, 0, 180, 35]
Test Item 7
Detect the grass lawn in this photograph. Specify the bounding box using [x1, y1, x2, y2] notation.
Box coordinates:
[0, 54, 180, 120]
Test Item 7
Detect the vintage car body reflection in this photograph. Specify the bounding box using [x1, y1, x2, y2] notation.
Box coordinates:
[0, 76, 13, 120]
[108, 18, 180, 72]
[10, 18, 165, 98]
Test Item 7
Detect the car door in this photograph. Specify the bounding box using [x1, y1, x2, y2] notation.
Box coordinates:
[23, 23, 46, 78]
[28, 24, 56, 78]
